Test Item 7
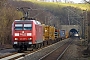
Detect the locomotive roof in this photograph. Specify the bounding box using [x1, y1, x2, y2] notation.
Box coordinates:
[14, 20, 41, 25]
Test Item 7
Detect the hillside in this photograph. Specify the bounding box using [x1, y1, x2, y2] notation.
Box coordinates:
[8, 0, 90, 26]
[8, 0, 90, 40]
[22, 0, 90, 10]
[29, 1, 90, 25]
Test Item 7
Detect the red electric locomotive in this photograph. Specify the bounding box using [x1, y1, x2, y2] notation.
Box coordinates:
[12, 20, 43, 51]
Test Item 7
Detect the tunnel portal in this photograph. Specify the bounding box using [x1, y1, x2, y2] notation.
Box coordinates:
[69, 29, 78, 37]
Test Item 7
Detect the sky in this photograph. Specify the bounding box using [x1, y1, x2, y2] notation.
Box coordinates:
[47, 0, 89, 3]
[61, 0, 84, 3]
[69, 0, 82, 3]
[68, 0, 89, 3]
[48, 0, 83, 3]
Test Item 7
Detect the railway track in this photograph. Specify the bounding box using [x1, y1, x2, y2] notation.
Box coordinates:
[0, 52, 25, 60]
[39, 40, 72, 60]
[0, 52, 17, 59]
[0, 38, 71, 60]
[0, 48, 39, 60]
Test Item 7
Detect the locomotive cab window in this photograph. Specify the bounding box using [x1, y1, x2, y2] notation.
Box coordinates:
[24, 24, 32, 30]
[15, 24, 23, 30]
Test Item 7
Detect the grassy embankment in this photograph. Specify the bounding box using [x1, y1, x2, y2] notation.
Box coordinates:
[21, 0, 90, 11]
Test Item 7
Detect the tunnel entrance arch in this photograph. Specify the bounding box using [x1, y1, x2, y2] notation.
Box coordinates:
[69, 28, 78, 37]
[60, 25, 81, 37]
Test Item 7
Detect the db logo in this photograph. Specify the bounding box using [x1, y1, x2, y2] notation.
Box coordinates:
[20, 33, 26, 36]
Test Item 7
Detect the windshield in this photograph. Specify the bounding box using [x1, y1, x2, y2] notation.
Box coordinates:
[24, 24, 32, 30]
[15, 24, 23, 30]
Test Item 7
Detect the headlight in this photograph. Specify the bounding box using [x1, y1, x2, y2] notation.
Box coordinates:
[28, 42, 32, 44]
[28, 38, 32, 40]
[27, 33, 32, 36]
[15, 38, 18, 40]
[15, 33, 19, 36]
[14, 42, 18, 44]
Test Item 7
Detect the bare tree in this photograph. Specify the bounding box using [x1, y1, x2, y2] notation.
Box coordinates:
[0, 0, 6, 7]
[56, 0, 58, 2]
[83, 0, 90, 4]
[52, 0, 55, 2]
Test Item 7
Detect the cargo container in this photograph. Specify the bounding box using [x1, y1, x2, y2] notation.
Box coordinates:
[49, 26, 55, 40]
[42, 24, 45, 41]
[42, 25, 55, 40]
[65, 31, 69, 38]
[44, 25, 49, 40]
[55, 29, 59, 38]
[60, 30, 65, 39]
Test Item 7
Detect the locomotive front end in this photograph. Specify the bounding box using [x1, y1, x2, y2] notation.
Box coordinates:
[12, 20, 33, 50]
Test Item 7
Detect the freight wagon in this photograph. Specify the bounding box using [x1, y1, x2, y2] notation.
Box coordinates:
[42, 24, 55, 45]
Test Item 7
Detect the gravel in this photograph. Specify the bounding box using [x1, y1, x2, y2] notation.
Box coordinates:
[0, 49, 16, 57]
[60, 38, 89, 60]
[20, 38, 71, 60]
[1, 38, 88, 60]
